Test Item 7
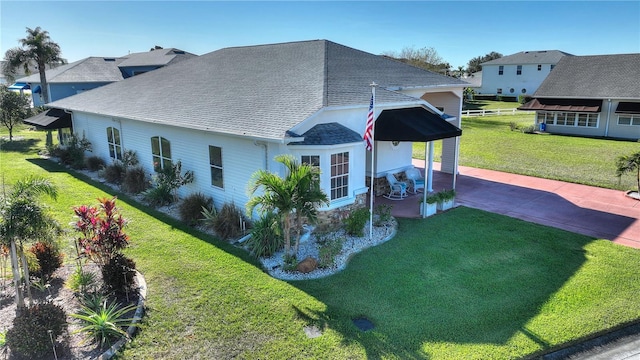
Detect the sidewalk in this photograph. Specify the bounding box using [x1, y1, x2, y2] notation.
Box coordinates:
[412, 160, 640, 249]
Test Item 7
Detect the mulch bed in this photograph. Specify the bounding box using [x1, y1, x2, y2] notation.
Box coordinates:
[0, 264, 139, 360]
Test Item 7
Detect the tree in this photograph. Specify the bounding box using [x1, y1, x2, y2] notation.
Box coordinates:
[247, 155, 329, 256]
[0, 85, 31, 141]
[0, 176, 58, 311]
[382, 46, 451, 74]
[466, 51, 503, 74]
[3, 26, 66, 104]
[615, 151, 640, 195]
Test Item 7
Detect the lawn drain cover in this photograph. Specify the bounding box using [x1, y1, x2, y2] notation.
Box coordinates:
[352, 317, 374, 332]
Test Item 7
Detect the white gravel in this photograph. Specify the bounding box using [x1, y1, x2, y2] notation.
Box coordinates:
[259, 220, 397, 281]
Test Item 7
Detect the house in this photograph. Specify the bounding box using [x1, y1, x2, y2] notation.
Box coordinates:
[47, 40, 465, 220]
[519, 54, 640, 140]
[476, 50, 572, 98]
[20, 48, 195, 144]
[20, 47, 196, 107]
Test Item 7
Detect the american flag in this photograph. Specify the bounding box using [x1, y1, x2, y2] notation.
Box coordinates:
[363, 93, 374, 151]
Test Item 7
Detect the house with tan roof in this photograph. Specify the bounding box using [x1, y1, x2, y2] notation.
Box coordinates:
[519, 53, 640, 140]
[47, 40, 465, 218]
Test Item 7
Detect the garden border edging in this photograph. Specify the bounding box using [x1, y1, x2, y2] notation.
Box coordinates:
[97, 270, 147, 360]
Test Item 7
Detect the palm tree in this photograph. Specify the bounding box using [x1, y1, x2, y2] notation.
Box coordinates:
[3, 27, 66, 104]
[616, 151, 640, 195]
[0, 176, 58, 310]
[247, 155, 328, 256]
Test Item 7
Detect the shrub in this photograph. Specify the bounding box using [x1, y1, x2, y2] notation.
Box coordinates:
[374, 204, 393, 226]
[150, 160, 194, 203]
[86, 155, 106, 172]
[344, 208, 369, 237]
[66, 266, 98, 294]
[509, 122, 519, 131]
[213, 202, 248, 240]
[73, 197, 130, 266]
[101, 253, 137, 296]
[178, 192, 213, 226]
[61, 133, 92, 169]
[103, 162, 126, 184]
[247, 212, 283, 257]
[6, 302, 67, 359]
[521, 124, 536, 134]
[121, 166, 149, 194]
[121, 149, 139, 169]
[283, 254, 297, 272]
[317, 233, 344, 268]
[142, 183, 173, 207]
[29, 241, 64, 281]
[72, 300, 138, 349]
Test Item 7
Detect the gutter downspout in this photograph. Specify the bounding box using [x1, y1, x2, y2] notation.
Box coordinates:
[604, 99, 612, 137]
[254, 141, 268, 171]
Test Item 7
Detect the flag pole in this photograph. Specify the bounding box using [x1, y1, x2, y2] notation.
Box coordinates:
[369, 82, 377, 239]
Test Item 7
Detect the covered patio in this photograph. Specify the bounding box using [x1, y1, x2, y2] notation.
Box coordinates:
[373, 161, 454, 218]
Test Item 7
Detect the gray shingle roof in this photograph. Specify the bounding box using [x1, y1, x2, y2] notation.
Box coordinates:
[117, 48, 197, 67]
[534, 54, 640, 99]
[49, 40, 467, 141]
[18, 57, 126, 83]
[288, 122, 363, 145]
[482, 50, 572, 66]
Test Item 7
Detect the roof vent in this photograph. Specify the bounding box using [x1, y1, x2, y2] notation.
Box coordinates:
[104, 58, 116, 62]
[173, 50, 185, 55]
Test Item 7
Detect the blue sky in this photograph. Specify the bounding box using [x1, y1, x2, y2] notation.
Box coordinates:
[1, 1, 639, 69]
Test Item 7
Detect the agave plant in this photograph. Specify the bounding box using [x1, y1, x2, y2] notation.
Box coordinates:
[71, 300, 138, 348]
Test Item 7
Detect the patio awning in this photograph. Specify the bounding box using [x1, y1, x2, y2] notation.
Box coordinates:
[374, 107, 461, 142]
[615, 102, 640, 114]
[518, 98, 602, 113]
[8, 82, 30, 91]
[23, 108, 71, 130]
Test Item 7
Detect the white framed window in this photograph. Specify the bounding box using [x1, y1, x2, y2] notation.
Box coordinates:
[151, 136, 171, 171]
[498, 66, 504, 75]
[301, 155, 320, 167]
[516, 65, 522, 75]
[330, 152, 349, 200]
[497, 88, 503, 94]
[209, 145, 223, 188]
[618, 115, 640, 126]
[536, 112, 552, 124]
[555, 112, 573, 126]
[548, 112, 598, 127]
[577, 113, 598, 127]
[106, 127, 122, 160]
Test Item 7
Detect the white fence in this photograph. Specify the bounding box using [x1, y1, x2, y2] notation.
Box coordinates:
[462, 108, 535, 117]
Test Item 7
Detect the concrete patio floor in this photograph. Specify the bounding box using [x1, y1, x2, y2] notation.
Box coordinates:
[373, 160, 640, 249]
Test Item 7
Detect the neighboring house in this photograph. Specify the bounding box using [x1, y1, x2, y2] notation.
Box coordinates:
[519, 53, 640, 140]
[477, 50, 572, 98]
[20, 47, 196, 107]
[47, 40, 465, 220]
[20, 48, 195, 143]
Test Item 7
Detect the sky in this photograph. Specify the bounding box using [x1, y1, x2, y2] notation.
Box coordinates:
[1, 1, 639, 70]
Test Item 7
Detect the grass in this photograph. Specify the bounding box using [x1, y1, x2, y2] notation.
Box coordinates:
[463, 99, 522, 111]
[413, 114, 639, 190]
[2, 127, 640, 359]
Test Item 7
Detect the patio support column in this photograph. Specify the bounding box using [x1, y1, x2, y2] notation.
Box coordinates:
[427, 141, 434, 192]
[452, 136, 459, 190]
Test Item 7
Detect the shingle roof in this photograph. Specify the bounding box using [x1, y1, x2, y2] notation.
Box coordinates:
[288, 123, 363, 145]
[534, 54, 640, 99]
[117, 48, 197, 67]
[18, 57, 126, 83]
[482, 50, 572, 66]
[49, 40, 467, 141]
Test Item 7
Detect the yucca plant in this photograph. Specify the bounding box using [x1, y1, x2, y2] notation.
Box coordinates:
[72, 300, 138, 349]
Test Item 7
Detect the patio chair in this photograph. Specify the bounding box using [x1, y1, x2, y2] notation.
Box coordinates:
[405, 167, 425, 193]
[384, 172, 408, 200]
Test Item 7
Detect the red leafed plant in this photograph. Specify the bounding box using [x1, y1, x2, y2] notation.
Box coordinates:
[73, 197, 129, 266]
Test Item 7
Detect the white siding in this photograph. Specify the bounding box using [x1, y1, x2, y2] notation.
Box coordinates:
[479, 63, 554, 96]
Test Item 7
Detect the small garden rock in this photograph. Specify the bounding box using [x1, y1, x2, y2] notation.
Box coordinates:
[296, 257, 318, 273]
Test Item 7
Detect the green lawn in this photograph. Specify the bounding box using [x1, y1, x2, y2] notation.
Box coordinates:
[3, 128, 640, 359]
[463, 99, 522, 111]
[413, 114, 639, 190]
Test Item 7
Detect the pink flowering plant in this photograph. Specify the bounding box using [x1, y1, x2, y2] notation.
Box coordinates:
[73, 197, 129, 267]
